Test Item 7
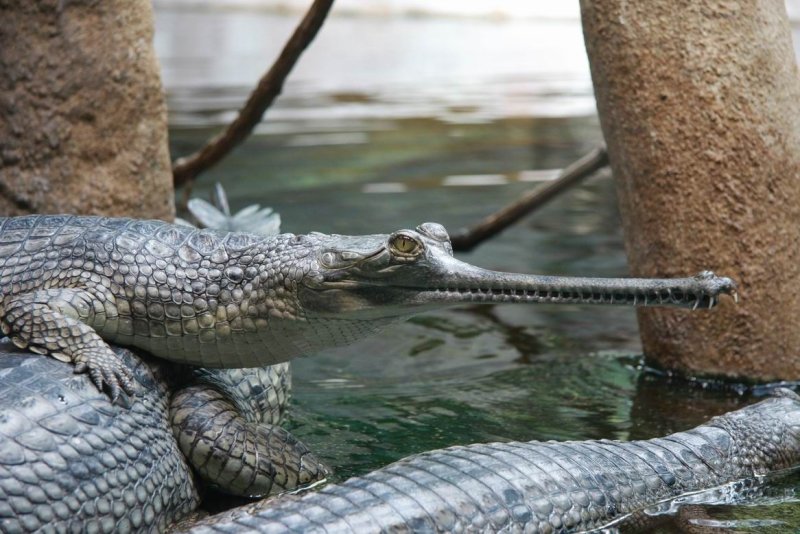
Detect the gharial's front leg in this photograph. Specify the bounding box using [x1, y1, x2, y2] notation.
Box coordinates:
[0, 288, 136, 401]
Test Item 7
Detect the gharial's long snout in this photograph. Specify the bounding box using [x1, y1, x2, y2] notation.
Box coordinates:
[305, 223, 738, 318]
[410, 254, 738, 310]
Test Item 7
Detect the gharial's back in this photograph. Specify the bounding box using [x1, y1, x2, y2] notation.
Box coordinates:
[0, 214, 275, 295]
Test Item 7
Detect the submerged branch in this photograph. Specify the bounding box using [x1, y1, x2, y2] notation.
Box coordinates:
[172, 0, 335, 187]
[450, 146, 609, 252]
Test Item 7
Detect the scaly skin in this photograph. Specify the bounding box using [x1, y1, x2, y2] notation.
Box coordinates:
[170, 365, 330, 498]
[0, 344, 327, 532]
[184, 390, 800, 534]
[0, 215, 736, 400]
[0, 342, 199, 533]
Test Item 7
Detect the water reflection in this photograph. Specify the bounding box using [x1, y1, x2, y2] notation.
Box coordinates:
[155, 10, 594, 128]
[618, 472, 800, 533]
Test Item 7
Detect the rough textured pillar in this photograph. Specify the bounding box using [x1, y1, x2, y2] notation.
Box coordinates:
[581, 0, 800, 380]
[0, 0, 174, 220]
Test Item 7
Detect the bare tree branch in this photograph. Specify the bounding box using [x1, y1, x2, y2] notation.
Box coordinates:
[172, 0, 335, 187]
[450, 146, 609, 251]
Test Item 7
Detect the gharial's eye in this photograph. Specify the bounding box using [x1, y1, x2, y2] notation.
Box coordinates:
[389, 232, 423, 256]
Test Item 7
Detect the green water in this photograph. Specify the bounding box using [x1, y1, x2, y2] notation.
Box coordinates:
[171, 114, 800, 531]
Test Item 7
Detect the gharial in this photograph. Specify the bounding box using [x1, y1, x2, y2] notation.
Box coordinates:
[0, 214, 736, 402]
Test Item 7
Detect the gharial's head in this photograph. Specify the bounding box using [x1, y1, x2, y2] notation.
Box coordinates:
[271, 222, 737, 323]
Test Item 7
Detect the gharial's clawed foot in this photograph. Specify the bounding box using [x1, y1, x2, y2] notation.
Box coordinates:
[72, 350, 137, 403]
[2, 289, 136, 403]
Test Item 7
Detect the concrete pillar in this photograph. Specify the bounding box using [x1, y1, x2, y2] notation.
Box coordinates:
[0, 0, 174, 219]
[581, 0, 800, 379]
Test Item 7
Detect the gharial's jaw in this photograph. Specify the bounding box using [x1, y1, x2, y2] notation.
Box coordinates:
[299, 255, 737, 321]
[293, 222, 737, 321]
[390, 255, 738, 310]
